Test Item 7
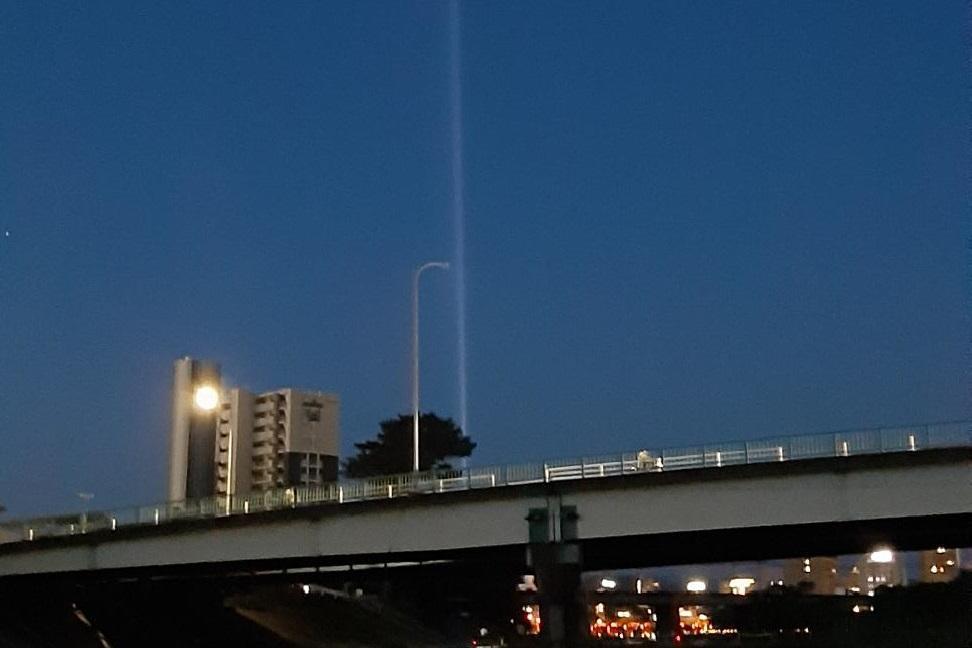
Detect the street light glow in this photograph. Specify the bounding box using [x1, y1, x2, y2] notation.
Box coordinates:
[686, 579, 706, 593]
[869, 548, 894, 563]
[728, 577, 755, 595]
[194, 385, 219, 411]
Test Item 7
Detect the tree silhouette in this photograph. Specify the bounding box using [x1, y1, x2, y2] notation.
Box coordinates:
[343, 413, 475, 478]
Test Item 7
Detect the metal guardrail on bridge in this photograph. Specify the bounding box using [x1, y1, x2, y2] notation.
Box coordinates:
[1, 420, 969, 545]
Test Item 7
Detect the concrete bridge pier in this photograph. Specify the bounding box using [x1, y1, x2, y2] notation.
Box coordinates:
[528, 503, 583, 647]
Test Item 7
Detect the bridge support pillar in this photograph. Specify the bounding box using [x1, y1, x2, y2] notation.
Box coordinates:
[527, 504, 583, 648]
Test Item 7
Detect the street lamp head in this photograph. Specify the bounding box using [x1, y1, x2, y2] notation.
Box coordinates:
[193, 384, 220, 411]
[416, 261, 450, 275]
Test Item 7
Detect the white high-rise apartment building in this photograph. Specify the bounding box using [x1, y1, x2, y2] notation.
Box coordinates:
[215, 388, 340, 498]
[168, 357, 222, 502]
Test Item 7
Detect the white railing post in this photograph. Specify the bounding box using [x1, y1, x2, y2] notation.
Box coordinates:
[715, 451, 722, 467]
[338, 486, 344, 503]
[543, 463, 550, 483]
[153, 508, 160, 525]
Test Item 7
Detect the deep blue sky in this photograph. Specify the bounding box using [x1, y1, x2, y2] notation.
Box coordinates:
[0, 1, 967, 516]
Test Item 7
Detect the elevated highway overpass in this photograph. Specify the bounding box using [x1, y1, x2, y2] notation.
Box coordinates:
[1, 421, 968, 581]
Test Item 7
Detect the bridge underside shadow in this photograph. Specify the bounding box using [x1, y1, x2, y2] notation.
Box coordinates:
[0, 511, 967, 586]
[581, 512, 972, 570]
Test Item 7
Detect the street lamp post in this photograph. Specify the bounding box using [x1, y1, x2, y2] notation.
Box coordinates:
[412, 261, 449, 472]
[78, 492, 93, 533]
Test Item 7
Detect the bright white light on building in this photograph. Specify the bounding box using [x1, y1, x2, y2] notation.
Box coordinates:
[301, 584, 310, 595]
[869, 548, 894, 564]
[936, 547, 946, 554]
[600, 578, 617, 590]
[194, 385, 219, 411]
[617, 610, 632, 618]
[728, 577, 755, 595]
[686, 579, 706, 593]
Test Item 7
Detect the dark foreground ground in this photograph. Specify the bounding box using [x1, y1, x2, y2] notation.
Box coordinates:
[0, 571, 968, 647]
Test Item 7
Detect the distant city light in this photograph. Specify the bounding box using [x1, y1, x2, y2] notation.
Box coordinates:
[728, 577, 755, 595]
[193, 385, 219, 411]
[600, 578, 617, 590]
[936, 547, 946, 554]
[686, 579, 706, 593]
[869, 548, 894, 563]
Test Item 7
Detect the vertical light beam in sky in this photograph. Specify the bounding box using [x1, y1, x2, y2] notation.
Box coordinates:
[449, 0, 469, 439]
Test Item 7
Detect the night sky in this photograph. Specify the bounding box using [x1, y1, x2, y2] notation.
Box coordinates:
[0, 1, 967, 516]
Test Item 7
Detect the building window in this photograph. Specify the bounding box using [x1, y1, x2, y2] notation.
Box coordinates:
[303, 401, 323, 422]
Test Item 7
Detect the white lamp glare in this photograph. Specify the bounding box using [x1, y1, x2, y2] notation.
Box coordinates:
[194, 385, 219, 411]
[686, 579, 706, 593]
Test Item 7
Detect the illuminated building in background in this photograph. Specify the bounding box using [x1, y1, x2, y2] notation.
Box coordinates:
[518, 604, 541, 636]
[589, 602, 656, 642]
[725, 577, 756, 595]
[635, 577, 661, 594]
[845, 548, 904, 595]
[167, 357, 340, 503]
[686, 579, 707, 593]
[168, 357, 222, 501]
[783, 557, 838, 594]
[584, 572, 660, 594]
[919, 547, 961, 583]
[677, 605, 738, 639]
[598, 578, 617, 591]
